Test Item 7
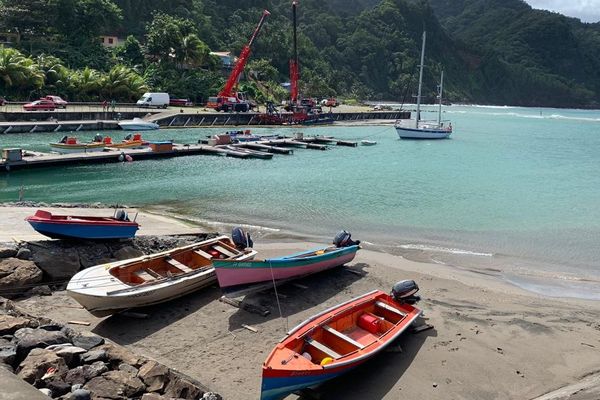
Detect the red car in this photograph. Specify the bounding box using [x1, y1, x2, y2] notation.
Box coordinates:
[169, 98, 193, 107]
[44, 95, 68, 108]
[23, 99, 57, 111]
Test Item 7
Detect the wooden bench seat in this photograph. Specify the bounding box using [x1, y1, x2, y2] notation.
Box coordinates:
[134, 269, 158, 282]
[165, 258, 193, 273]
[323, 325, 365, 350]
[212, 245, 237, 258]
[305, 338, 342, 359]
[375, 301, 406, 317]
[194, 249, 213, 259]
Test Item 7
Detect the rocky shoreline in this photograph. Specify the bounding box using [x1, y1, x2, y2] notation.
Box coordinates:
[0, 297, 222, 400]
[0, 234, 217, 299]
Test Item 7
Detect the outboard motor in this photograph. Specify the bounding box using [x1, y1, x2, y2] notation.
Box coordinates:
[391, 280, 421, 304]
[93, 134, 103, 143]
[333, 230, 360, 248]
[232, 227, 253, 250]
[59, 135, 68, 144]
[115, 209, 129, 221]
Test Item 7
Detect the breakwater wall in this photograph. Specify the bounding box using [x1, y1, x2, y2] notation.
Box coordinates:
[153, 111, 410, 127]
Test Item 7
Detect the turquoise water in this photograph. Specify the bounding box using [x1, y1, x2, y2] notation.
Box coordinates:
[1, 105, 599, 299]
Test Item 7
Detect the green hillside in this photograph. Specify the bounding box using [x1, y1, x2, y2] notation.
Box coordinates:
[1, 0, 599, 107]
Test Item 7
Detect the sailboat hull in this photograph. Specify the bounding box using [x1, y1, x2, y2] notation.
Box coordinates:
[395, 126, 451, 139]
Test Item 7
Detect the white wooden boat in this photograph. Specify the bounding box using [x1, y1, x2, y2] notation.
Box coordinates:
[67, 236, 256, 317]
[395, 31, 452, 140]
[118, 117, 159, 131]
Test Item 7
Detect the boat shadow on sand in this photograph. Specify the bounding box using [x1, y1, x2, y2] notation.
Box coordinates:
[301, 323, 435, 400]
[226, 262, 369, 332]
[91, 285, 223, 345]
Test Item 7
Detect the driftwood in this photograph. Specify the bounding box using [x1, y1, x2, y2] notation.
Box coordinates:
[241, 324, 258, 333]
[412, 323, 434, 334]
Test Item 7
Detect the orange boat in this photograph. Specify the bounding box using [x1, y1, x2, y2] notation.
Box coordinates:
[107, 133, 148, 149]
[261, 281, 422, 399]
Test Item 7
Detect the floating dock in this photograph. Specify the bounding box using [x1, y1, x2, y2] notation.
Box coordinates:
[0, 137, 358, 171]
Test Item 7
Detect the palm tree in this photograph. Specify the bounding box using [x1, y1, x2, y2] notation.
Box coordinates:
[74, 67, 101, 100]
[178, 34, 209, 69]
[0, 47, 44, 93]
[101, 65, 147, 101]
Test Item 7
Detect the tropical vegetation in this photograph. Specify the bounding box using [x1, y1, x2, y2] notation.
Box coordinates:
[0, 0, 599, 107]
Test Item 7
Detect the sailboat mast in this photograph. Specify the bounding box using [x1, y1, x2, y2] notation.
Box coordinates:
[437, 70, 444, 126]
[415, 31, 426, 129]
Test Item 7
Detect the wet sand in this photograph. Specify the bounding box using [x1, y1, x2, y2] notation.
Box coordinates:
[16, 241, 600, 400]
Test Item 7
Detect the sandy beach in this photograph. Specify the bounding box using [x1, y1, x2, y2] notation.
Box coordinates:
[7, 209, 599, 400]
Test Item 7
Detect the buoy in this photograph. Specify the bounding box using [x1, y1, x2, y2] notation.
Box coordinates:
[320, 357, 333, 366]
[125, 155, 133, 162]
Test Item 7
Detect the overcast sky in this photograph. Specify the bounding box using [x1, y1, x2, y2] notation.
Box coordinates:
[525, 0, 600, 22]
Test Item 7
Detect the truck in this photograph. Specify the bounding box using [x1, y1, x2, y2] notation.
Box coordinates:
[136, 92, 170, 108]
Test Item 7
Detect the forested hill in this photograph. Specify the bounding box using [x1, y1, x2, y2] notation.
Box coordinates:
[427, 0, 600, 107]
[1, 0, 600, 107]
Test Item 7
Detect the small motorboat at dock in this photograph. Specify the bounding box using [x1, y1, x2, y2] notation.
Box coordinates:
[118, 117, 159, 131]
[50, 135, 108, 154]
[67, 235, 257, 317]
[107, 133, 149, 149]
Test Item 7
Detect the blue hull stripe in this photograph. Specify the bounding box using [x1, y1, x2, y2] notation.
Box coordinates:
[261, 371, 345, 400]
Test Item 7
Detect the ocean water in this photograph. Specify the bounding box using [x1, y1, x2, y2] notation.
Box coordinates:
[1, 105, 599, 299]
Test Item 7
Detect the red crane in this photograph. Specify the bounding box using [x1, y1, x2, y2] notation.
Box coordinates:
[289, 1, 299, 105]
[208, 10, 271, 112]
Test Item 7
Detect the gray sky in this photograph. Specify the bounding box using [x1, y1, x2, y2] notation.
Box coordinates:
[525, 0, 600, 22]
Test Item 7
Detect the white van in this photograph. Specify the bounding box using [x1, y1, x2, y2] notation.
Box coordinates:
[136, 92, 170, 108]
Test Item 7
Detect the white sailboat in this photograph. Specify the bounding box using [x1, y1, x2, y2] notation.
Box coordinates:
[395, 31, 452, 139]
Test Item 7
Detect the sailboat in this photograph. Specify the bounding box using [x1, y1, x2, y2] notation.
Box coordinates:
[395, 31, 452, 139]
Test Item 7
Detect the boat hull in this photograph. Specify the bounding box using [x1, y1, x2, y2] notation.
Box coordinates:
[49, 143, 106, 154]
[67, 268, 217, 317]
[26, 219, 138, 240]
[214, 245, 358, 291]
[108, 140, 148, 149]
[260, 290, 422, 400]
[67, 237, 257, 316]
[395, 126, 451, 139]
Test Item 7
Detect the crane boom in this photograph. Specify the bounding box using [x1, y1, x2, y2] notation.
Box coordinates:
[219, 10, 270, 99]
[289, 1, 299, 104]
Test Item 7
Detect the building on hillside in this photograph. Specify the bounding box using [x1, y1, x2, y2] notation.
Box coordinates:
[210, 51, 236, 69]
[100, 35, 124, 48]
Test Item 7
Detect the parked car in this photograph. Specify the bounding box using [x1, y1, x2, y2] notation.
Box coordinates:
[43, 95, 68, 108]
[23, 99, 57, 111]
[321, 97, 339, 107]
[169, 98, 194, 107]
[136, 92, 170, 108]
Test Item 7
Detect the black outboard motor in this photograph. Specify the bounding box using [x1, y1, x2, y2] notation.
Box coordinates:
[333, 230, 360, 248]
[59, 135, 68, 144]
[391, 280, 421, 304]
[232, 227, 253, 250]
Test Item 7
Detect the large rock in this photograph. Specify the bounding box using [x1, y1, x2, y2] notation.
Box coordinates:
[95, 343, 141, 367]
[14, 328, 70, 357]
[0, 315, 33, 335]
[64, 362, 108, 386]
[80, 349, 107, 364]
[0, 246, 17, 259]
[77, 245, 113, 269]
[141, 394, 167, 400]
[84, 370, 145, 399]
[17, 348, 68, 385]
[46, 379, 71, 397]
[137, 360, 169, 392]
[112, 246, 144, 261]
[32, 246, 80, 280]
[163, 373, 204, 399]
[0, 337, 17, 365]
[0, 258, 43, 297]
[46, 344, 87, 365]
[202, 393, 223, 400]
[69, 331, 104, 351]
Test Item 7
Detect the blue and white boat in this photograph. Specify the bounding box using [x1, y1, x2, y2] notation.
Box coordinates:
[26, 209, 139, 240]
[395, 31, 452, 139]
